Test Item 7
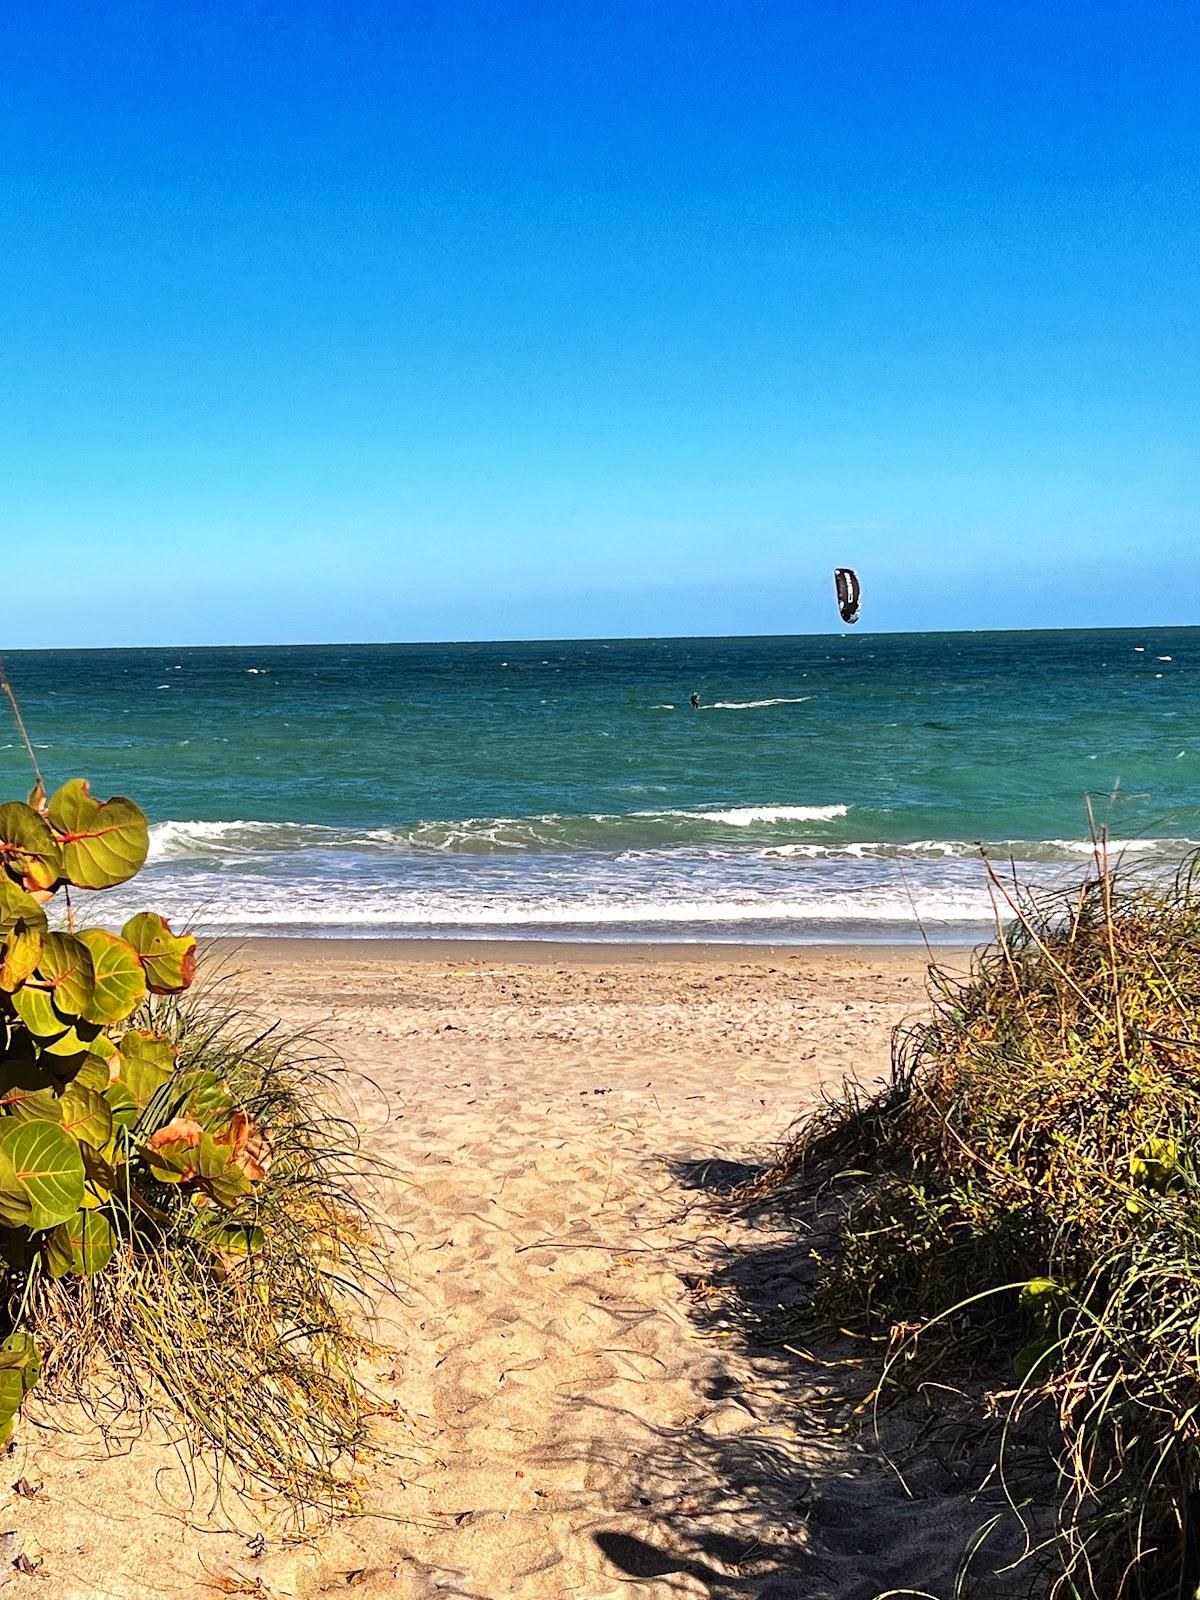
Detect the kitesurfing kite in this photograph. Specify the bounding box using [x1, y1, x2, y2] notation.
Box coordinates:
[834, 568, 861, 625]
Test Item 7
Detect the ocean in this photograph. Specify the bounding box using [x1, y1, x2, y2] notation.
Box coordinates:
[1, 630, 1196, 942]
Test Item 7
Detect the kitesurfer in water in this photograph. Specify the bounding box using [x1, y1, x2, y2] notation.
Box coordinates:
[690, 692, 699, 709]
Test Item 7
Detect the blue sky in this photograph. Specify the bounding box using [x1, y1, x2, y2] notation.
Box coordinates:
[3, 2, 1197, 645]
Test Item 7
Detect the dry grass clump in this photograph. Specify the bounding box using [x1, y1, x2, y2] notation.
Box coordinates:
[25, 975, 393, 1524]
[762, 852, 1200, 1599]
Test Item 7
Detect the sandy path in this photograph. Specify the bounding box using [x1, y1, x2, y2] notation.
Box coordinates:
[5, 947, 993, 1599]
[251, 950, 936, 1599]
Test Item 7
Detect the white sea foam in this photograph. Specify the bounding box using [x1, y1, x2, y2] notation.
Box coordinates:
[760, 837, 1194, 863]
[118, 882, 996, 930]
[1053, 837, 1162, 856]
[707, 696, 811, 710]
[692, 805, 848, 825]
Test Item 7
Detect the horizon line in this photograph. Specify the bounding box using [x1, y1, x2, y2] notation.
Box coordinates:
[2, 621, 1197, 653]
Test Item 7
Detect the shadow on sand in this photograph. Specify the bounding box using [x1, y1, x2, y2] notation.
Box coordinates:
[582, 1158, 1044, 1599]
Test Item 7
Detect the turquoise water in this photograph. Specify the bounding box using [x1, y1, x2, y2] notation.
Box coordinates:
[1, 630, 1197, 940]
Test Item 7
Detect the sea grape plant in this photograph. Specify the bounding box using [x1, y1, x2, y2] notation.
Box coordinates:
[0, 779, 271, 1439]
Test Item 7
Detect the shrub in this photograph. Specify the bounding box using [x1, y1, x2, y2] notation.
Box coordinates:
[0, 776, 382, 1517]
[761, 854, 1200, 1599]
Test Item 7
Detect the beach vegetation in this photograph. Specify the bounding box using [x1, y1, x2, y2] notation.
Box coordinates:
[0, 769, 384, 1519]
[760, 849, 1200, 1598]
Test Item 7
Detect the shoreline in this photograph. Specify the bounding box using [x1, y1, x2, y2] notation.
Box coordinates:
[210, 933, 978, 966]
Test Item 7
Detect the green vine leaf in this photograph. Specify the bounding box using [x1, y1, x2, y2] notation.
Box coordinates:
[45, 1210, 114, 1279]
[115, 1030, 176, 1110]
[1130, 1137, 1180, 1193]
[0, 1059, 57, 1122]
[75, 930, 147, 1026]
[10, 983, 70, 1042]
[34, 932, 96, 1020]
[198, 1217, 265, 1254]
[143, 1066, 233, 1132]
[46, 781, 149, 890]
[0, 1146, 34, 1229]
[121, 913, 197, 994]
[102, 1077, 139, 1132]
[40, 1018, 103, 1060]
[1, 1088, 63, 1125]
[0, 1332, 40, 1436]
[58, 1082, 114, 1150]
[0, 802, 62, 894]
[0, 879, 48, 991]
[0, 1120, 86, 1231]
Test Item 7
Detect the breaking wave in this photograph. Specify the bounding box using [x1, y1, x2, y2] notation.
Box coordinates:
[148, 815, 1194, 867]
[128, 813, 1200, 942]
[694, 805, 847, 826]
[149, 805, 855, 860]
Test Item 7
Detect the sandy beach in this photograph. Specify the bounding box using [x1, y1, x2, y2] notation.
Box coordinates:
[7, 940, 1005, 1600]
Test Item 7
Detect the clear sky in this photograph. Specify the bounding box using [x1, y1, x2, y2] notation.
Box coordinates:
[3, 1, 1197, 645]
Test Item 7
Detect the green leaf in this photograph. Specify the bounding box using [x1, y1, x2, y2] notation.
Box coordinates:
[73, 1051, 114, 1093]
[1130, 1137, 1180, 1193]
[1019, 1277, 1070, 1313]
[169, 1068, 235, 1120]
[46, 780, 149, 890]
[40, 1018, 103, 1059]
[45, 1210, 114, 1279]
[0, 1331, 40, 1425]
[2, 1088, 63, 1125]
[0, 1058, 57, 1121]
[75, 930, 147, 1026]
[34, 931, 95, 1020]
[141, 1115, 202, 1182]
[149, 1066, 233, 1127]
[0, 801, 62, 893]
[141, 1122, 250, 1208]
[0, 879, 48, 990]
[0, 877, 47, 937]
[102, 1077, 139, 1132]
[0, 925, 42, 991]
[198, 1217, 265, 1254]
[121, 913, 197, 994]
[0, 1146, 33, 1228]
[115, 1030, 175, 1109]
[0, 1120, 86, 1231]
[58, 1082, 113, 1150]
[193, 1133, 253, 1209]
[10, 982, 70, 1041]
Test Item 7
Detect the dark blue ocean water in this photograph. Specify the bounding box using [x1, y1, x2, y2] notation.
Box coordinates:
[1, 630, 1196, 940]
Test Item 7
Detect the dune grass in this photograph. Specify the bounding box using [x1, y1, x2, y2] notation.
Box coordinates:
[25, 970, 393, 1524]
[758, 849, 1200, 1599]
